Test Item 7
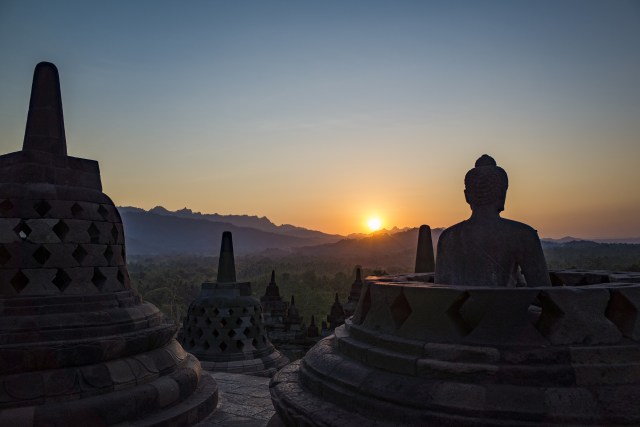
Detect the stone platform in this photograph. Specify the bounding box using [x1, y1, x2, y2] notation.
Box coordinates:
[271, 271, 640, 426]
[196, 372, 276, 427]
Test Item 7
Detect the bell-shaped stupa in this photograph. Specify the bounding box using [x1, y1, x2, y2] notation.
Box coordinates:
[181, 231, 288, 376]
[0, 63, 217, 426]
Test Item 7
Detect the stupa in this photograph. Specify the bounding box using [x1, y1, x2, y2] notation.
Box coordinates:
[326, 293, 346, 330]
[0, 62, 217, 426]
[181, 231, 288, 376]
[271, 155, 640, 426]
[343, 266, 363, 317]
[261, 270, 288, 331]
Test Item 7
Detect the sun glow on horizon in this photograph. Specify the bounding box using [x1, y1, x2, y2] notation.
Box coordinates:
[367, 217, 383, 232]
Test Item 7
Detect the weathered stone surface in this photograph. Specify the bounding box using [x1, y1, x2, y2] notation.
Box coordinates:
[435, 155, 551, 287]
[182, 232, 288, 376]
[272, 275, 640, 426]
[0, 62, 217, 425]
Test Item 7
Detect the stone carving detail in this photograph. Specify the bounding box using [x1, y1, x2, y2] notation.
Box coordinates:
[272, 275, 640, 426]
[270, 152, 640, 427]
[182, 231, 288, 375]
[435, 155, 551, 287]
[0, 62, 217, 426]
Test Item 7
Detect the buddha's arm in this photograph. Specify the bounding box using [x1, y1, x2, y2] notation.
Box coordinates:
[520, 230, 552, 287]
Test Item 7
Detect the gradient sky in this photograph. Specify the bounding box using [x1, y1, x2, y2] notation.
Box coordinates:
[1, 1, 639, 237]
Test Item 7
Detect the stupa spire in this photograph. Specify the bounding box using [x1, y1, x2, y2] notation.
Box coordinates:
[415, 224, 435, 273]
[217, 231, 237, 282]
[270, 269, 276, 284]
[23, 62, 67, 156]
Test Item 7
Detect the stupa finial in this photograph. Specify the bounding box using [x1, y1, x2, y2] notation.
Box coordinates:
[23, 62, 67, 156]
[355, 266, 362, 282]
[270, 270, 276, 284]
[216, 231, 237, 283]
[415, 224, 435, 273]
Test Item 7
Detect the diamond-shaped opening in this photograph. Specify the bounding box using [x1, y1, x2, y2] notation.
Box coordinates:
[11, 271, 29, 293]
[213, 308, 220, 316]
[189, 339, 195, 348]
[111, 225, 119, 243]
[14, 221, 31, 240]
[0, 245, 11, 265]
[228, 329, 236, 338]
[87, 223, 100, 244]
[243, 327, 251, 336]
[252, 338, 258, 347]
[0, 199, 13, 213]
[606, 291, 639, 337]
[446, 292, 472, 336]
[53, 220, 69, 241]
[71, 202, 83, 218]
[32, 245, 51, 265]
[213, 329, 219, 338]
[236, 318, 243, 326]
[219, 341, 227, 352]
[72, 245, 87, 264]
[229, 308, 234, 315]
[117, 268, 126, 285]
[221, 318, 228, 327]
[389, 290, 412, 329]
[237, 340, 245, 351]
[104, 246, 114, 264]
[249, 316, 256, 325]
[203, 341, 210, 350]
[196, 328, 203, 338]
[98, 205, 109, 220]
[34, 200, 51, 217]
[262, 336, 266, 343]
[199, 307, 205, 316]
[52, 269, 71, 292]
[242, 307, 249, 314]
[205, 317, 212, 326]
[91, 267, 107, 290]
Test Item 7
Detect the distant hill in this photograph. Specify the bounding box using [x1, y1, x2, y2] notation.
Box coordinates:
[119, 207, 344, 256]
[119, 206, 343, 245]
[542, 236, 640, 245]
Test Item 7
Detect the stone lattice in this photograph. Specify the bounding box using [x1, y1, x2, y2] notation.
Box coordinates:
[271, 271, 640, 426]
[182, 231, 288, 375]
[0, 62, 217, 426]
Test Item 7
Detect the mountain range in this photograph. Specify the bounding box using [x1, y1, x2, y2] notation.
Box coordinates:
[119, 206, 640, 261]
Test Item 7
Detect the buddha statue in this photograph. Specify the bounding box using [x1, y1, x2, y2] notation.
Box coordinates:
[435, 154, 551, 287]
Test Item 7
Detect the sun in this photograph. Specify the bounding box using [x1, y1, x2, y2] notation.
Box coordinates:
[367, 217, 382, 232]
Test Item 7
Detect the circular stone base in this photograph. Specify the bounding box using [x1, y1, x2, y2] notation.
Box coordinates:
[270, 277, 640, 426]
[200, 349, 289, 377]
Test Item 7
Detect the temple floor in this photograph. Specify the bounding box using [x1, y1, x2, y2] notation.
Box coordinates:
[196, 372, 277, 427]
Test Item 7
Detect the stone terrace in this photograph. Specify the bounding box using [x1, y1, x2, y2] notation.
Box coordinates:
[197, 372, 276, 427]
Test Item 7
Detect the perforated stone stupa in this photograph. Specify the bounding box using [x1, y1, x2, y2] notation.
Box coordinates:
[270, 155, 640, 426]
[0, 62, 217, 426]
[181, 231, 288, 376]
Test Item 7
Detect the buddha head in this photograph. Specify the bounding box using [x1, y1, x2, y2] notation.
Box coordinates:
[464, 154, 509, 213]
